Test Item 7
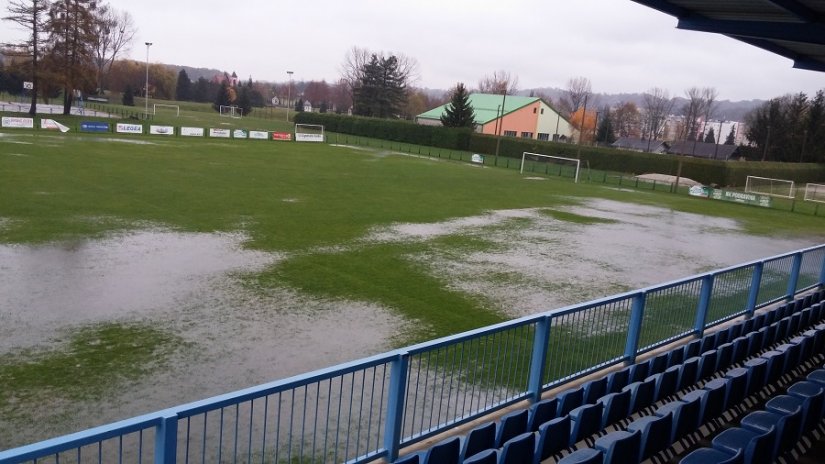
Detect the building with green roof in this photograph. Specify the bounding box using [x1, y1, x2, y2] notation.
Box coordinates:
[416, 93, 577, 142]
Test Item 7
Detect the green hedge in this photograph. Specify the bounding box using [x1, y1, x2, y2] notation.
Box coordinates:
[296, 113, 825, 186]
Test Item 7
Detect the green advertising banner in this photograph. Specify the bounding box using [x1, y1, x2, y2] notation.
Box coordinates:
[710, 188, 772, 208]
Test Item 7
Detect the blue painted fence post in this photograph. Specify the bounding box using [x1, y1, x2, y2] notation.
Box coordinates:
[746, 262, 764, 317]
[786, 252, 803, 300]
[694, 274, 714, 337]
[384, 352, 410, 463]
[820, 251, 825, 287]
[154, 412, 178, 464]
[527, 316, 551, 403]
[623, 292, 646, 365]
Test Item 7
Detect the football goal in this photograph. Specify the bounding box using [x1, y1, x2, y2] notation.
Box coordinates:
[219, 105, 243, 118]
[520, 152, 581, 183]
[804, 183, 825, 204]
[153, 104, 180, 116]
[295, 124, 325, 142]
[744, 176, 796, 199]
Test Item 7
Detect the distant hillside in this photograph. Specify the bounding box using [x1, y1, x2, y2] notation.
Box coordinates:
[165, 64, 227, 82]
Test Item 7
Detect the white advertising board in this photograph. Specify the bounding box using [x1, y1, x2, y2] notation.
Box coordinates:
[249, 131, 268, 140]
[180, 127, 205, 137]
[471, 154, 484, 164]
[116, 123, 143, 134]
[149, 125, 175, 136]
[233, 129, 248, 139]
[295, 133, 325, 142]
[209, 128, 231, 138]
[2, 117, 34, 129]
[40, 119, 70, 133]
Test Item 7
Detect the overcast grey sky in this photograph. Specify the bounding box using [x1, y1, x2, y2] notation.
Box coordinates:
[2, 0, 823, 100]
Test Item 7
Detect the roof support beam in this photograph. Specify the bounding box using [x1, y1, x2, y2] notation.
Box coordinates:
[765, 0, 824, 23]
[677, 17, 825, 45]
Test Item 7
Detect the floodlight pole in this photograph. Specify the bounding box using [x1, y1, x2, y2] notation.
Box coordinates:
[144, 42, 152, 116]
[286, 70, 294, 122]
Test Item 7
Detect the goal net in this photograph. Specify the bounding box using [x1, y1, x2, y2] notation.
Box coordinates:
[745, 176, 795, 199]
[153, 104, 180, 116]
[520, 152, 581, 183]
[804, 183, 825, 204]
[295, 124, 325, 142]
[219, 105, 243, 118]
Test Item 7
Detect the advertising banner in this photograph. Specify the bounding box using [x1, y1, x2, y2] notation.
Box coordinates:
[1, 117, 34, 129]
[116, 123, 143, 134]
[149, 125, 175, 136]
[233, 129, 248, 139]
[40, 119, 71, 133]
[209, 128, 231, 138]
[471, 154, 484, 164]
[249, 131, 268, 140]
[295, 133, 324, 142]
[180, 127, 204, 137]
[80, 121, 110, 132]
[709, 188, 772, 208]
[272, 132, 292, 141]
[688, 185, 711, 198]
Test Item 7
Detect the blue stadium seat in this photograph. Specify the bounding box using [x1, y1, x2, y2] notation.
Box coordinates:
[627, 412, 672, 460]
[789, 313, 802, 336]
[667, 347, 685, 370]
[528, 397, 558, 432]
[723, 368, 749, 408]
[678, 357, 700, 390]
[394, 452, 420, 464]
[716, 328, 730, 345]
[653, 365, 680, 401]
[534, 416, 571, 464]
[462, 448, 496, 464]
[761, 350, 786, 384]
[800, 308, 812, 330]
[685, 339, 702, 358]
[700, 378, 729, 422]
[461, 421, 496, 460]
[730, 336, 749, 364]
[622, 377, 656, 414]
[556, 448, 603, 464]
[597, 390, 631, 428]
[629, 362, 649, 383]
[716, 342, 734, 372]
[743, 358, 768, 395]
[654, 395, 701, 443]
[679, 446, 743, 464]
[787, 380, 825, 433]
[746, 330, 764, 357]
[740, 406, 802, 460]
[726, 323, 742, 342]
[698, 349, 718, 380]
[775, 342, 802, 374]
[808, 368, 825, 387]
[583, 378, 608, 405]
[557, 386, 585, 417]
[498, 432, 535, 464]
[790, 334, 814, 362]
[754, 313, 768, 330]
[495, 409, 528, 448]
[742, 317, 755, 335]
[594, 429, 641, 464]
[606, 366, 631, 394]
[712, 425, 775, 464]
[569, 403, 604, 446]
[422, 436, 461, 464]
[700, 332, 718, 355]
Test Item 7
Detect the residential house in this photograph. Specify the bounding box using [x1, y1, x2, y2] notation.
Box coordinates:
[612, 137, 669, 154]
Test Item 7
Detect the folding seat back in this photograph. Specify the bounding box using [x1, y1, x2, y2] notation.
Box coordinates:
[648, 352, 669, 376]
[712, 425, 776, 464]
[747, 330, 764, 357]
[583, 378, 607, 405]
[699, 349, 719, 380]
[716, 342, 734, 372]
[662, 394, 701, 442]
[606, 366, 631, 394]
[762, 324, 778, 347]
[742, 317, 755, 335]
[800, 308, 812, 330]
[627, 412, 672, 460]
[678, 357, 700, 390]
[569, 403, 604, 446]
[499, 432, 535, 464]
[461, 449, 496, 464]
[761, 350, 786, 384]
[724, 367, 749, 408]
[776, 342, 802, 374]
[790, 334, 814, 362]
[557, 386, 585, 417]
[741, 406, 802, 459]
[682, 389, 711, 427]
[495, 409, 528, 447]
[753, 313, 767, 330]
[461, 421, 496, 460]
[685, 339, 702, 358]
[597, 390, 631, 428]
[666, 347, 684, 369]
[655, 366, 680, 401]
[623, 377, 656, 414]
[776, 318, 790, 341]
[700, 332, 718, 355]
[679, 447, 743, 464]
[701, 378, 730, 421]
[787, 380, 825, 433]
[556, 448, 602, 464]
[629, 362, 648, 383]
[534, 416, 571, 464]
[727, 323, 742, 341]
[731, 336, 749, 364]
[789, 313, 802, 336]
[528, 397, 558, 432]
[716, 328, 730, 345]
[744, 357, 768, 395]
[593, 429, 641, 464]
[422, 436, 460, 464]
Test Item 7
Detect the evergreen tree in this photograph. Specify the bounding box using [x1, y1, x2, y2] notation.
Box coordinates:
[352, 54, 407, 118]
[319, 101, 328, 113]
[596, 107, 616, 144]
[440, 83, 475, 128]
[213, 81, 230, 112]
[295, 97, 304, 112]
[175, 69, 192, 101]
[704, 127, 716, 143]
[237, 85, 252, 116]
[122, 84, 134, 106]
[724, 126, 736, 145]
[192, 77, 211, 103]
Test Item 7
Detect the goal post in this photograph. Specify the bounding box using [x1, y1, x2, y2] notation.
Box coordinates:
[153, 104, 180, 116]
[219, 105, 243, 118]
[744, 176, 796, 199]
[294, 124, 325, 142]
[520, 152, 581, 183]
[804, 183, 825, 203]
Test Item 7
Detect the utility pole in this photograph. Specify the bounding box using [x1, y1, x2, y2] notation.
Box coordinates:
[286, 70, 294, 122]
[144, 42, 152, 116]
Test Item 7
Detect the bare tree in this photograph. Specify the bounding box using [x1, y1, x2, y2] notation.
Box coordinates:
[476, 70, 518, 94]
[91, 4, 135, 94]
[680, 86, 718, 141]
[642, 87, 675, 143]
[3, 0, 50, 115]
[565, 76, 592, 112]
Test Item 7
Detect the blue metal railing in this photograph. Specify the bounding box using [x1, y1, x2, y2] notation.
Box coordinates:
[1, 244, 824, 464]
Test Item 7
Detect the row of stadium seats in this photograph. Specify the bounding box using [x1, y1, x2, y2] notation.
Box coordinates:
[392, 289, 824, 464]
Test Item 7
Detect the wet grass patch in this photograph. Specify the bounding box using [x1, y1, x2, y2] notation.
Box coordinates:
[538, 208, 618, 225]
[0, 322, 183, 412]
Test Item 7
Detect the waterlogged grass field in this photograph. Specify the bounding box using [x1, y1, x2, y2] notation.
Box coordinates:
[1, 126, 825, 447]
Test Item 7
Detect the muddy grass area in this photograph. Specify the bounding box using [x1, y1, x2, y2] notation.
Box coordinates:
[0, 199, 821, 448]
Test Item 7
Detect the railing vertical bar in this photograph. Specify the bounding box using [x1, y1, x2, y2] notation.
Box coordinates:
[311, 383, 320, 464]
[435, 347, 448, 426]
[119, 434, 124, 464]
[383, 354, 410, 462]
[787, 252, 803, 299]
[217, 408, 225, 464]
[345, 371, 356, 460]
[420, 349, 432, 433]
[409, 354, 422, 437]
[355, 369, 366, 460]
[747, 262, 764, 315]
[301, 385, 309, 463]
[276, 391, 282, 464]
[260, 396, 269, 464]
[427, 348, 440, 430]
[246, 401, 254, 464]
[332, 376, 344, 464]
[377, 364, 387, 450]
[232, 404, 239, 464]
[154, 412, 178, 464]
[138, 429, 144, 464]
[819, 251, 825, 286]
[445, 343, 460, 425]
[624, 292, 646, 364]
[457, 341, 469, 420]
[201, 412, 207, 464]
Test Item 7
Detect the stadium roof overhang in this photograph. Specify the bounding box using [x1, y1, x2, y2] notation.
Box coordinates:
[630, 0, 825, 72]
